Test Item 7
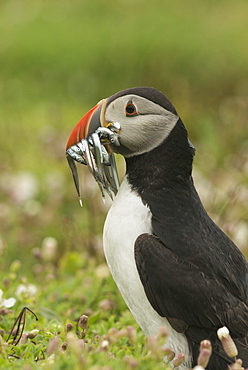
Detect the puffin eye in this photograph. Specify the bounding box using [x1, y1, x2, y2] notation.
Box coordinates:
[125, 102, 138, 117]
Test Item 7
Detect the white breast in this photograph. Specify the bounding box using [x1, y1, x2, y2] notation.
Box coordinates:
[103, 177, 191, 369]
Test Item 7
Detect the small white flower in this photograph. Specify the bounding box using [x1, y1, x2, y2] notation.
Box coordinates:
[15, 284, 38, 298]
[0, 289, 16, 308]
[41, 236, 58, 262]
[217, 326, 229, 339]
[217, 326, 238, 358]
[0, 172, 39, 204]
[100, 340, 109, 350]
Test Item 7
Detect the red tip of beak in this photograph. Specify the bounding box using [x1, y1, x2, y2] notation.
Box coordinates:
[66, 103, 100, 150]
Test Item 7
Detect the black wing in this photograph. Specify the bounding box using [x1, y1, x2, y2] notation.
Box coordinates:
[134, 233, 248, 366]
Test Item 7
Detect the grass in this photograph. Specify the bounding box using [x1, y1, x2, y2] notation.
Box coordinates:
[0, 253, 174, 369]
[0, 0, 247, 368]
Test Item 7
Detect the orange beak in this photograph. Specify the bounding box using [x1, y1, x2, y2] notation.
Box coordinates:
[66, 98, 120, 204]
[66, 100, 106, 150]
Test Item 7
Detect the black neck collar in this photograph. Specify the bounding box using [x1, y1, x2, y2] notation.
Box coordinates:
[125, 119, 195, 195]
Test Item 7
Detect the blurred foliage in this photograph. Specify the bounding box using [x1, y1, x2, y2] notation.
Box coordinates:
[0, 0, 247, 267]
[0, 0, 247, 368]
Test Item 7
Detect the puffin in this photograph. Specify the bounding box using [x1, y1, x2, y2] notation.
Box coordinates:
[66, 87, 248, 369]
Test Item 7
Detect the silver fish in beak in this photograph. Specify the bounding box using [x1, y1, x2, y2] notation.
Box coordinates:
[66, 99, 121, 204]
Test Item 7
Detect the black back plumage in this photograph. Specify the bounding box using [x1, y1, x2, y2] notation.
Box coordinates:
[126, 118, 248, 368]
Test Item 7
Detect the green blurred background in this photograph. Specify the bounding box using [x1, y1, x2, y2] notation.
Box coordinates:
[0, 0, 247, 274]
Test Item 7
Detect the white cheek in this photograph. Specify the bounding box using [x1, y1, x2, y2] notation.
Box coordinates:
[120, 114, 179, 156]
[105, 95, 179, 157]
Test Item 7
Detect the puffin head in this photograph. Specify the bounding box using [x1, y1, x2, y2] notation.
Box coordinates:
[66, 87, 181, 157]
[66, 87, 193, 201]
